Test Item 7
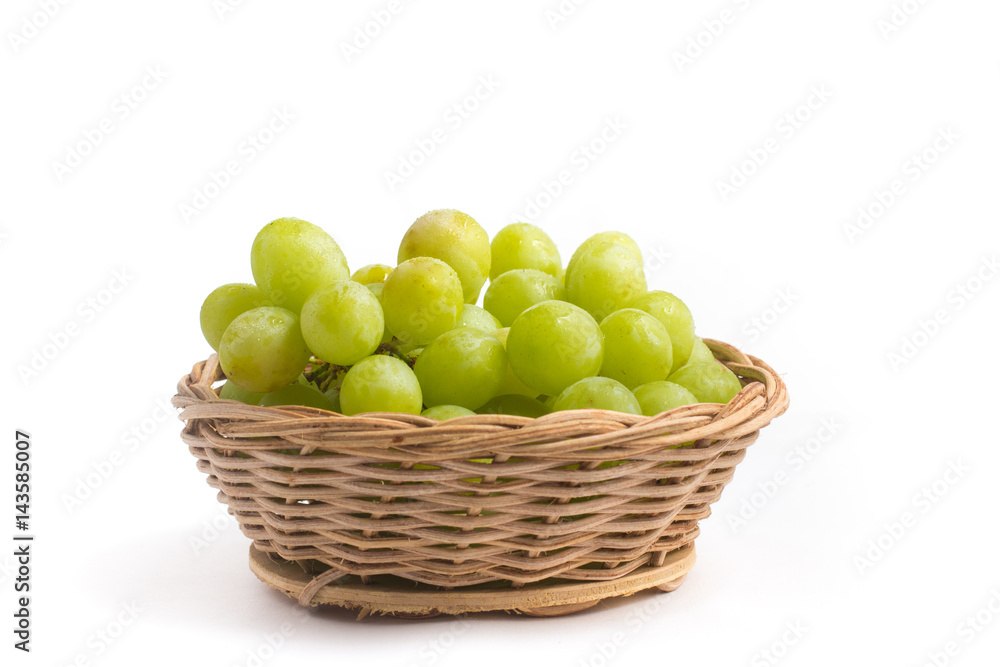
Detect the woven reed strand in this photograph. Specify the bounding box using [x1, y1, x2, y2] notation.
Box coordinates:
[173, 339, 788, 601]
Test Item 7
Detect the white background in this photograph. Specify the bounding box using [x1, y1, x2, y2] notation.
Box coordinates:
[3, 1, 999, 665]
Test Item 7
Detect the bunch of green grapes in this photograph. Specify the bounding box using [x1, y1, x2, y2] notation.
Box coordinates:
[197, 212, 745, 419]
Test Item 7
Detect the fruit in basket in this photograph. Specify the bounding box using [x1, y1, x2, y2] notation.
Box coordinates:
[398, 209, 491, 304]
[422, 405, 476, 420]
[629, 290, 696, 372]
[566, 240, 647, 321]
[258, 383, 336, 411]
[599, 308, 673, 389]
[381, 257, 464, 345]
[456, 304, 501, 334]
[484, 269, 566, 327]
[686, 337, 715, 367]
[340, 355, 422, 415]
[506, 300, 604, 396]
[218, 306, 311, 393]
[199, 283, 273, 351]
[351, 263, 392, 285]
[668, 362, 742, 405]
[550, 377, 641, 414]
[477, 394, 551, 418]
[250, 217, 350, 311]
[565, 231, 643, 283]
[491, 328, 539, 398]
[218, 380, 265, 405]
[414, 328, 507, 410]
[632, 381, 698, 416]
[489, 223, 562, 280]
[300, 281, 384, 365]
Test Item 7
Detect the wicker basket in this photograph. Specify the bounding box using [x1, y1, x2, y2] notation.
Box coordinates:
[173, 339, 788, 618]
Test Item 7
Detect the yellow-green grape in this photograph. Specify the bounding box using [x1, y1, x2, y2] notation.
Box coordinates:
[250, 217, 350, 312]
[219, 306, 311, 393]
[422, 405, 476, 420]
[456, 304, 501, 335]
[483, 269, 567, 327]
[414, 328, 506, 410]
[507, 300, 604, 396]
[200, 283, 273, 351]
[565, 231, 642, 284]
[340, 355, 422, 415]
[686, 338, 715, 366]
[365, 282, 394, 345]
[258, 383, 336, 411]
[300, 281, 384, 365]
[550, 377, 641, 414]
[566, 241, 647, 322]
[668, 362, 742, 405]
[218, 381, 265, 405]
[629, 291, 696, 372]
[477, 394, 551, 418]
[381, 257, 464, 346]
[491, 328, 539, 398]
[633, 381, 698, 416]
[599, 309, 673, 389]
[397, 209, 491, 304]
[351, 263, 392, 285]
[489, 223, 562, 281]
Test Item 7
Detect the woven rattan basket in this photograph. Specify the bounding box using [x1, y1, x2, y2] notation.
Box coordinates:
[173, 338, 788, 618]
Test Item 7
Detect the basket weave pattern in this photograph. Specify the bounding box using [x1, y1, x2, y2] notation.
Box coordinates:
[174, 340, 787, 606]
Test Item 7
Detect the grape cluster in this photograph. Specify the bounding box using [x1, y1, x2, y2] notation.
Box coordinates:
[200, 211, 744, 418]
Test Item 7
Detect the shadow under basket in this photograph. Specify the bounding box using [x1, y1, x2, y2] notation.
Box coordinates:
[173, 339, 788, 618]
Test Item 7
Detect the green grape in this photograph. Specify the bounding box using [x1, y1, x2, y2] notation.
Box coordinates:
[414, 328, 506, 410]
[422, 405, 476, 420]
[219, 307, 311, 393]
[491, 328, 539, 398]
[566, 242, 647, 322]
[668, 362, 742, 405]
[489, 223, 562, 281]
[381, 257, 464, 345]
[565, 231, 643, 284]
[483, 269, 567, 327]
[477, 394, 551, 418]
[456, 304, 501, 335]
[250, 217, 350, 312]
[258, 383, 336, 411]
[340, 355, 423, 415]
[200, 283, 273, 351]
[686, 338, 715, 366]
[633, 381, 698, 416]
[507, 300, 604, 396]
[599, 309, 673, 389]
[397, 209, 491, 304]
[629, 291, 696, 372]
[364, 282, 394, 345]
[300, 281, 384, 365]
[351, 263, 392, 284]
[218, 380, 265, 405]
[550, 377, 641, 414]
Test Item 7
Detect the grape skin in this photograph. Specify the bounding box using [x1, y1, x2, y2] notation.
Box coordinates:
[667, 362, 742, 405]
[397, 209, 491, 304]
[258, 383, 336, 411]
[422, 405, 476, 420]
[381, 257, 464, 346]
[566, 241, 647, 322]
[484, 269, 567, 328]
[456, 304, 502, 335]
[629, 290, 696, 373]
[218, 306, 311, 393]
[414, 328, 507, 410]
[550, 377, 641, 415]
[491, 327, 539, 398]
[599, 308, 673, 389]
[200, 283, 272, 351]
[633, 381, 698, 416]
[340, 355, 423, 415]
[300, 280, 384, 365]
[490, 223, 562, 281]
[351, 263, 392, 284]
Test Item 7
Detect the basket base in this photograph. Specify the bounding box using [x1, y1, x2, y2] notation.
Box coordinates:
[249, 544, 695, 618]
